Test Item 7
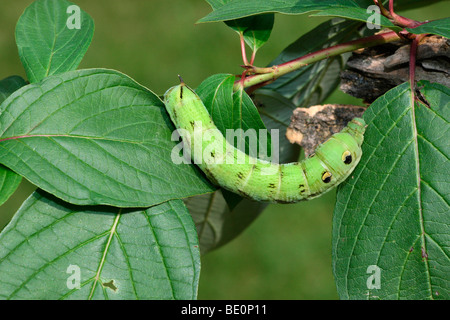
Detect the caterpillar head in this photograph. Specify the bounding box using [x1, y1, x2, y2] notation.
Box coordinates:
[164, 81, 206, 132]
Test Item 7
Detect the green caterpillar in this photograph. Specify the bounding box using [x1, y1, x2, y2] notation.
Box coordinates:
[164, 81, 366, 203]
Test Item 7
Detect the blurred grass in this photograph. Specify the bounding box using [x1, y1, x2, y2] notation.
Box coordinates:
[0, 0, 448, 300]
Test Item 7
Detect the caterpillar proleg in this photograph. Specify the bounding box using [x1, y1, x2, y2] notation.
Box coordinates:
[164, 81, 366, 203]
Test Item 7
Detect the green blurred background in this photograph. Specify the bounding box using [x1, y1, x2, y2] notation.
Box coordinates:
[0, 0, 448, 300]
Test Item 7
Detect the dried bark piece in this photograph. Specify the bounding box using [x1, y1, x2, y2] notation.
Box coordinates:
[340, 34, 449, 103]
[286, 104, 366, 156]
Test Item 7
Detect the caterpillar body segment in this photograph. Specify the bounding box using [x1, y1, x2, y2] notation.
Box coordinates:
[164, 82, 366, 203]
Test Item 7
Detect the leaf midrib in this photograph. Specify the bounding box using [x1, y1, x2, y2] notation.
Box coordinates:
[410, 94, 433, 300]
[0, 133, 153, 145]
[88, 210, 122, 300]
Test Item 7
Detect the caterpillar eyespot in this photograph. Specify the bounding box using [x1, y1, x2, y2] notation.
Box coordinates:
[164, 81, 366, 203]
[321, 171, 332, 183]
[342, 150, 353, 164]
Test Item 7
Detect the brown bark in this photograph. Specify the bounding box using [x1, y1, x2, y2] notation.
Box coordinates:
[340, 34, 449, 103]
[286, 104, 366, 156]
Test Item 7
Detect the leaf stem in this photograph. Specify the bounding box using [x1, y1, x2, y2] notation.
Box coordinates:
[235, 30, 401, 91]
[250, 49, 256, 65]
[387, 0, 423, 28]
[374, 0, 392, 20]
[409, 33, 427, 93]
[240, 33, 249, 66]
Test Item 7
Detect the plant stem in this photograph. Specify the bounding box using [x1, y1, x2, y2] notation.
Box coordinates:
[388, 0, 423, 28]
[235, 30, 401, 91]
[240, 33, 249, 66]
[409, 33, 427, 91]
[374, 0, 392, 19]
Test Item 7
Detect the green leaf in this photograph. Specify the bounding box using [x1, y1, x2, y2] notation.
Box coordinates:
[15, 0, 94, 83]
[232, 14, 274, 54]
[205, 0, 274, 52]
[311, 7, 398, 29]
[407, 18, 450, 38]
[200, 0, 443, 24]
[264, 18, 362, 106]
[0, 191, 200, 299]
[333, 81, 449, 299]
[0, 166, 22, 208]
[195, 74, 235, 132]
[0, 76, 27, 206]
[0, 69, 215, 207]
[196, 74, 271, 158]
[198, 0, 365, 23]
[0, 76, 28, 103]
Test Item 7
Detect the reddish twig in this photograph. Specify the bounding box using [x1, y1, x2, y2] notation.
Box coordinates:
[234, 30, 400, 90]
[374, 0, 392, 19]
[388, 0, 424, 28]
[240, 33, 249, 66]
[409, 33, 427, 97]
